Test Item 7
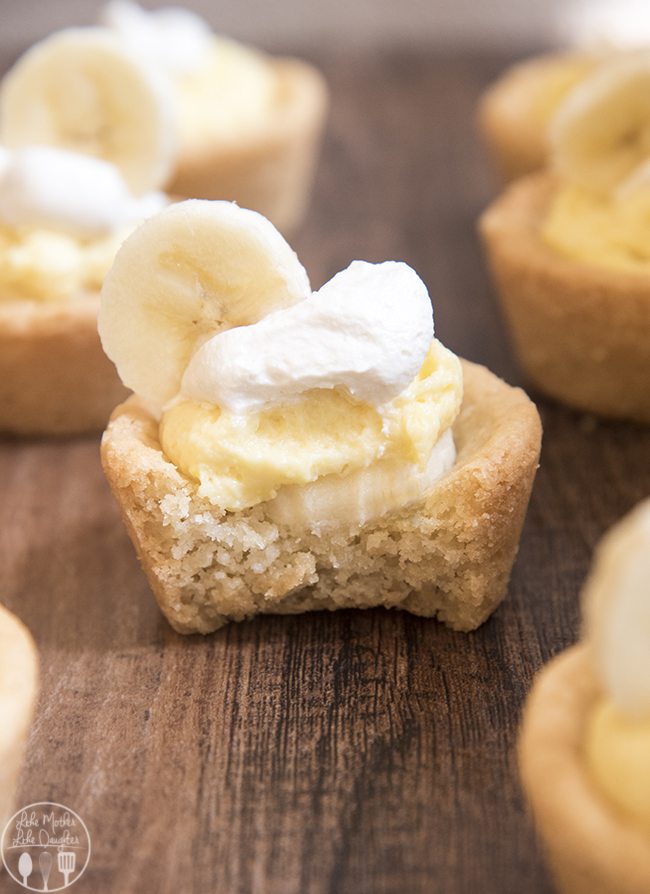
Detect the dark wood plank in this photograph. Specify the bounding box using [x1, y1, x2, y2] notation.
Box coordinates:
[2, 48, 650, 894]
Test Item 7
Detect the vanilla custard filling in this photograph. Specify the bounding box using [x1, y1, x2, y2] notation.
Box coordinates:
[160, 339, 462, 514]
[585, 698, 650, 833]
[542, 184, 650, 272]
[159, 258, 463, 518]
[0, 223, 129, 302]
[542, 53, 650, 272]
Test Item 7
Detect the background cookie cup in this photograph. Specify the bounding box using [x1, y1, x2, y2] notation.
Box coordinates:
[519, 646, 650, 894]
[170, 58, 328, 234]
[0, 296, 127, 436]
[101, 359, 541, 634]
[479, 173, 650, 423]
[0, 604, 38, 832]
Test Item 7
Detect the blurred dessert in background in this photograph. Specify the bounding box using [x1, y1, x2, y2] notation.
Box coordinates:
[0, 28, 173, 434]
[480, 52, 650, 422]
[519, 499, 650, 894]
[100, 1, 328, 231]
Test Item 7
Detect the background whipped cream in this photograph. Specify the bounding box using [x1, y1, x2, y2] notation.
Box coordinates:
[0, 145, 166, 238]
[100, 0, 214, 75]
[180, 259, 435, 414]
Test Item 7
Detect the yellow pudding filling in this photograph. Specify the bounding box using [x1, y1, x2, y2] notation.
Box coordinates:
[530, 56, 597, 125]
[0, 223, 128, 302]
[585, 697, 650, 832]
[175, 38, 280, 148]
[542, 185, 650, 272]
[160, 338, 463, 511]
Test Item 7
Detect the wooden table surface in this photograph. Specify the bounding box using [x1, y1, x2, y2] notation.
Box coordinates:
[2, 47, 650, 894]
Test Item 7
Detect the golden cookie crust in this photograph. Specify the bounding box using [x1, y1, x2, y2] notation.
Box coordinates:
[100, 359, 541, 635]
[0, 604, 38, 832]
[170, 59, 328, 234]
[480, 173, 650, 423]
[0, 295, 128, 436]
[519, 645, 650, 894]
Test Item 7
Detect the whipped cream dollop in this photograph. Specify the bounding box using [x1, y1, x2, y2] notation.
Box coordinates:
[180, 260, 435, 414]
[0, 146, 167, 238]
[100, 1, 214, 75]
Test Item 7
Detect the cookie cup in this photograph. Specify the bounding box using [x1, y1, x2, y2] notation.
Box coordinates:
[480, 173, 650, 423]
[170, 59, 328, 234]
[101, 359, 541, 634]
[0, 605, 38, 832]
[519, 645, 650, 894]
[0, 295, 128, 436]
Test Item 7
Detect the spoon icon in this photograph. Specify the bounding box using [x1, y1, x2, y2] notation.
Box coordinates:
[39, 851, 53, 890]
[18, 852, 33, 887]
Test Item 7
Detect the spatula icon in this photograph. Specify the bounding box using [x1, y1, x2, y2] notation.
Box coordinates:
[58, 850, 76, 887]
[39, 851, 53, 890]
[18, 852, 32, 887]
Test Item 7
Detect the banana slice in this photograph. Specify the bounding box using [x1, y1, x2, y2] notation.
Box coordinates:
[266, 427, 456, 530]
[583, 499, 650, 716]
[0, 27, 176, 194]
[551, 52, 650, 193]
[98, 199, 311, 407]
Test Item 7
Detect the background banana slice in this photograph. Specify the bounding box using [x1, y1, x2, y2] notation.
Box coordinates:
[551, 53, 650, 193]
[0, 27, 176, 195]
[583, 499, 650, 716]
[98, 199, 311, 407]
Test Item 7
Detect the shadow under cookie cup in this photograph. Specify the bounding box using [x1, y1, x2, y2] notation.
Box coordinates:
[519, 645, 650, 894]
[100, 359, 542, 635]
[169, 59, 329, 235]
[480, 172, 650, 423]
[0, 295, 128, 436]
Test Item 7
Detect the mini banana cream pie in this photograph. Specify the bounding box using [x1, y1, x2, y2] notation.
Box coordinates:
[99, 199, 541, 634]
[0, 604, 38, 833]
[0, 28, 174, 434]
[478, 1, 650, 182]
[100, 1, 328, 232]
[520, 499, 650, 894]
[481, 53, 650, 423]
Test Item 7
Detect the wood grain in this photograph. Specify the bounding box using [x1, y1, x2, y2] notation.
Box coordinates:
[2, 48, 650, 894]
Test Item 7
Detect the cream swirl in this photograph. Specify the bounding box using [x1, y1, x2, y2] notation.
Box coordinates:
[0, 146, 167, 238]
[180, 260, 435, 414]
